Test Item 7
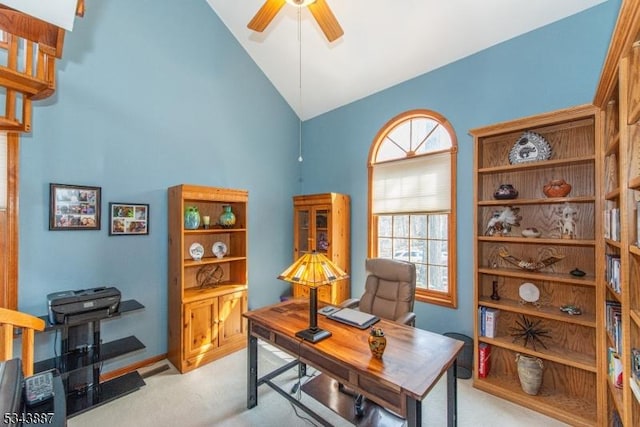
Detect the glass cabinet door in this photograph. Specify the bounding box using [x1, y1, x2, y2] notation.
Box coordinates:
[296, 209, 310, 255]
[315, 209, 329, 254]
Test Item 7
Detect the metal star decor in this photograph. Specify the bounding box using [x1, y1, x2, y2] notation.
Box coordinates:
[509, 315, 551, 350]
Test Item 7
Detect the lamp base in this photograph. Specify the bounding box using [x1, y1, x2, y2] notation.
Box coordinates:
[295, 327, 332, 343]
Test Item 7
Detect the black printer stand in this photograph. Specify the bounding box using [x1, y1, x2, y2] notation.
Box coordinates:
[35, 300, 146, 417]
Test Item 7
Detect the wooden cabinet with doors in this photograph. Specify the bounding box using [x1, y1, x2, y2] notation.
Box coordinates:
[593, 1, 640, 425]
[168, 184, 248, 373]
[292, 193, 350, 304]
[470, 105, 602, 426]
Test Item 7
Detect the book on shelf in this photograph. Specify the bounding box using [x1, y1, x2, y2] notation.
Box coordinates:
[637, 201, 640, 247]
[630, 376, 640, 403]
[605, 300, 622, 353]
[632, 348, 640, 383]
[478, 343, 491, 378]
[608, 347, 623, 388]
[478, 306, 499, 338]
[604, 208, 621, 241]
[605, 254, 621, 293]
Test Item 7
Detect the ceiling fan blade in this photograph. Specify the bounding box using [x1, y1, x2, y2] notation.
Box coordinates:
[247, 0, 287, 32]
[308, 0, 343, 42]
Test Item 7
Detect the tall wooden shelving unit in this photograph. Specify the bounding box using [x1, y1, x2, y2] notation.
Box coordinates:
[593, 1, 640, 425]
[167, 184, 248, 374]
[470, 105, 603, 426]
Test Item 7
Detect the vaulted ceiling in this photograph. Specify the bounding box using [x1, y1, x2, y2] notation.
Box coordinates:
[1, 0, 609, 120]
[208, 0, 608, 120]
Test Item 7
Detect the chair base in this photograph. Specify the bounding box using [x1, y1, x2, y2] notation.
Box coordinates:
[301, 374, 405, 426]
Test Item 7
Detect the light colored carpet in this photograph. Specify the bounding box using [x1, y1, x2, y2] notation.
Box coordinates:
[68, 342, 568, 426]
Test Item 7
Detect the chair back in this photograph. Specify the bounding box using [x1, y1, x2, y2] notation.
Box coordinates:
[0, 307, 45, 376]
[358, 258, 416, 322]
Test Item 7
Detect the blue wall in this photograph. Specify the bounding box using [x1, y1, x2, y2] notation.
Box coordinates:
[19, 0, 300, 369]
[15, 0, 620, 370]
[300, 1, 620, 337]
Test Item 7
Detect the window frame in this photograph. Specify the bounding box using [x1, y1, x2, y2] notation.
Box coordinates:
[367, 109, 458, 308]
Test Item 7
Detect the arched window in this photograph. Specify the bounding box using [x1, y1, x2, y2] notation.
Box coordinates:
[368, 110, 457, 308]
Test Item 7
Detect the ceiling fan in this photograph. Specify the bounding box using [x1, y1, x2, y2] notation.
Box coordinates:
[247, 0, 344, 42]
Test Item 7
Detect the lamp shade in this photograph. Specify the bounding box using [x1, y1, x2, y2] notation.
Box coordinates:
[278, 251, 348, 288]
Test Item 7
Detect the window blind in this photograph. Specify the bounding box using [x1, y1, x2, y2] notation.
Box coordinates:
[0, 132, 6, 209]
[372, 151, 451, 214]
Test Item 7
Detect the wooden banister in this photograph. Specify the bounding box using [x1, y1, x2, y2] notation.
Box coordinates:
[0, 0, 83, 132]
[0, 307, 45, 376]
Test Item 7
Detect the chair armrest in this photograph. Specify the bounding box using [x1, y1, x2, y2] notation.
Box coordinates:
[339, 298, 360, 309]
[395, 312, 416, 326]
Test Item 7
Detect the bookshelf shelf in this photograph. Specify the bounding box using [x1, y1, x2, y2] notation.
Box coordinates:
[471, 105, 600, 424]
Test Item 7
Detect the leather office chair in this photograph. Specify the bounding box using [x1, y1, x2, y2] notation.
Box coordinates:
[339, 257, 417, 416]
[341, 257, 417, 325]
[0, 307, 45, 376]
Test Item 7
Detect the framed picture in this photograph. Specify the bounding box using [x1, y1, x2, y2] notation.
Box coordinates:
[49, 183, 101, 230]
[109, 202, 149, 235]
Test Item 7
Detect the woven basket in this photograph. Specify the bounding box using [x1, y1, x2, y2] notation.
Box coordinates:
[516, 353, 543, 395]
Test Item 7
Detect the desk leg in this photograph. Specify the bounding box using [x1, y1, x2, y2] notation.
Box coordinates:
[447, 359, 458, 427]
[247, 333, 258, 409]
[406, 397, 421, 427]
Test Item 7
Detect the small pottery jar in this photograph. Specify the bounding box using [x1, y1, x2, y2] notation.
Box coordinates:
[493, 184, 518, 200]
[184, 206, 200, 230]
[219, 205, 236, 228]
[516, 353, 544, 395]
[368, 327, 387, 359]
[543, 179, 572, 198]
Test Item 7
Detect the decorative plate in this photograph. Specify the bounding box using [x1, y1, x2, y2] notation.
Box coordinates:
[189, 242, 205, 261]
[212, 241, 228, 259]
[519, 282, 540, 303]
[509, 131, 552, 164]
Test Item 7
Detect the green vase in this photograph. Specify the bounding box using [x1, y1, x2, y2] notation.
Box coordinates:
[219, 205, 236, 228]
[184, 206, 200, 230]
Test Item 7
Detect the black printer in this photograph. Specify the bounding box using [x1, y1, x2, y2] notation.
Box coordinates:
[47, 286, 121, 325]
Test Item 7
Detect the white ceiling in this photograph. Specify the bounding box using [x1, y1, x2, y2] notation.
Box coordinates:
[207, 0, 607, 120]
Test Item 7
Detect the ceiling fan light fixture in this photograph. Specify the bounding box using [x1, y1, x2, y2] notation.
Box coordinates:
[286, 0, 316, 7]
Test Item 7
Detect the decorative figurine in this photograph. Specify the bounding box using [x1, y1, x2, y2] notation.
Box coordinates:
[485, 206, 522, 236]
[557, 203, 578, 239]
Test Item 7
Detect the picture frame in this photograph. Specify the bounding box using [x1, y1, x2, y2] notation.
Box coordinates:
[49, 183, 101, 230]
[109, 202, 149, 236]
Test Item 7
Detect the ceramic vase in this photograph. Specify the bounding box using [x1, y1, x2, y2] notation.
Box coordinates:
[368, 328, 387, 358]
[184, 206, 200, 230]
[219, 205, 236, 228]
[543, 179, 572, 197]
[493, 184, 518, 200]
[516, 353, 544, 395]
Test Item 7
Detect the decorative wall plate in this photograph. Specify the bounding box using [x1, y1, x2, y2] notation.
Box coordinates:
[212, 241, 228, 259]
[519, 282, 540, 303]
[509, 131, 552, 164]
[189, 242, 205, 261]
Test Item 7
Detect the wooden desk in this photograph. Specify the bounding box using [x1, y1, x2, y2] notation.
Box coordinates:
[245, 299, 464, 426]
